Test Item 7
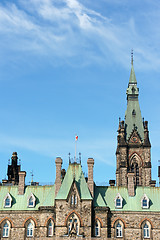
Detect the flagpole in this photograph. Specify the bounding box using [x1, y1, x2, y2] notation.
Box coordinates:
[75, 135, 78, 163]
[75, 137, 77, 163]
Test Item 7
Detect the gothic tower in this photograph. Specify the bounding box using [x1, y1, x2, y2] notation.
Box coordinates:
[116, 61, 152, 187]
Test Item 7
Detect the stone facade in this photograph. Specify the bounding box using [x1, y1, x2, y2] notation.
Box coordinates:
[0, 64, 160, 240]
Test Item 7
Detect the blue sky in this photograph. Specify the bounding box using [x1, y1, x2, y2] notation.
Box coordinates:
[0, 0, 160, 185]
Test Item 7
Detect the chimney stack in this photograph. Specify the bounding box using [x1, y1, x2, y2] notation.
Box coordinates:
[18, 171, 26, 195]
[127, 172, 135, 196]
[87, 158, 94, 197]
[55, 157, 63, 196]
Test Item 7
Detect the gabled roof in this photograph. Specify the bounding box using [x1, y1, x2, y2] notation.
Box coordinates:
[56, 163, 92, 200]
[94, 186, 160, 212]
[0, 185, 55, 210]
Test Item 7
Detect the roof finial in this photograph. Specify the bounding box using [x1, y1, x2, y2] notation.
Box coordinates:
[131, 49, 133, 65]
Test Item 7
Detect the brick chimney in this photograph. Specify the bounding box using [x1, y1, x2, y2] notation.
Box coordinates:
[55, 157, 63, 197]
[18, 171, 26, 195]
[127, 172, 135, 196]
[87, 158, 94, 197]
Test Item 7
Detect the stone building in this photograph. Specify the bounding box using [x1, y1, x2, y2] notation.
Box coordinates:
[0, 62, 160, 240]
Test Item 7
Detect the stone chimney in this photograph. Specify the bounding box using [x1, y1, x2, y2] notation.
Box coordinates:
[55, 157, 63, 197]
[87, 158, 94, 197]
[127, 172, 135, 196]
[18, 171, 26, 195]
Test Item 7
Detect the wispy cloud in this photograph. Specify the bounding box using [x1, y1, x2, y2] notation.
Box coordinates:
[0, 0, 160, 69]
[0, 133, 116, 166]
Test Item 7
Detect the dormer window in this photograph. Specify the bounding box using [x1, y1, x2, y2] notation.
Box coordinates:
[141, 194, 149, 209]
[4, 193, 12, 208]
[27, 193, 36, 208]
[114, 193, 123, 209]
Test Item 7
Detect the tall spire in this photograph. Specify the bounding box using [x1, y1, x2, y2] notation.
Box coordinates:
[125, 56, 144, 141]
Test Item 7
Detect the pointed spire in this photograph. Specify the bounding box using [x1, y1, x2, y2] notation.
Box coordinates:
[129, 50, 137, 85]
[125, 54, 144, 141]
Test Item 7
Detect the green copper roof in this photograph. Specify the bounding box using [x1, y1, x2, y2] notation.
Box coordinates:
[94, 186, 160, 211]
[56, 163, 92, 200]
[125, 64, 144, 141]
[0, 185, 55, 211]
[129, 64, 137, 84]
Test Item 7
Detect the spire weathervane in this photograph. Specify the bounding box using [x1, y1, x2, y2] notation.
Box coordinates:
[131, 49, 133, 65]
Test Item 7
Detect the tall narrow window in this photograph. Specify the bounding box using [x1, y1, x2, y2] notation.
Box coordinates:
[116, 223, 122, 237]
[71, 194, 77, 207]
[95, 220, 100, 237]
[27, 222, 33, 237]
[48, 220, 54, 237]
[143, 223, 150, 238]
[3, 222, 9, 237]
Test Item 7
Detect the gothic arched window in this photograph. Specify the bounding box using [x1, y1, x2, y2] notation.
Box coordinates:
[3, 222, 10, 237]
[116, 222, 122, 237]
[27, 222, 34, 237]
[141, 220, 152, 239]
[47, 220, 54, 237]
[67, 214, 79, 236]
[143, 223, 150, 238]
[114, 220, 124, 238]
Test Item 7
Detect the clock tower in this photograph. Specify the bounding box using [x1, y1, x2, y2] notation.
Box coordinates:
[116, 60, 152, 187]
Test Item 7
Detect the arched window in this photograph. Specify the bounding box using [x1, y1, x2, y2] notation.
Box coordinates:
[95, 220, 100, 237]
[3, 222, 9, 237]
[67, 214, 79, 236]
[47, 220, 54, 237]
[27, 222, 34, 237]
[141, 220, 151, 239]
[116, 222, 122, 237]
[143, 223, 150, 238]
[130, 153, 142, 186]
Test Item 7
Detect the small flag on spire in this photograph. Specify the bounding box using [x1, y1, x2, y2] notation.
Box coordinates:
[75, 135, 78, 141]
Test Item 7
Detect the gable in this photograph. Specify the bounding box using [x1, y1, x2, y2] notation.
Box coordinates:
[128, 128, 142, 144]
[55, 164, 92, 200]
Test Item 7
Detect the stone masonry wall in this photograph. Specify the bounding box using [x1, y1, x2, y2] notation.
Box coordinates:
[111, 211, 160, 240]
[0, 210, 56, 240]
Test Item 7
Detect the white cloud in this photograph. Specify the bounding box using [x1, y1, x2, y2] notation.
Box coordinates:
[0, 0, 160, 69]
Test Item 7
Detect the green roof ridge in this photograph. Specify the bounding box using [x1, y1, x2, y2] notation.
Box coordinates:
[56, 164, 92, 200]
